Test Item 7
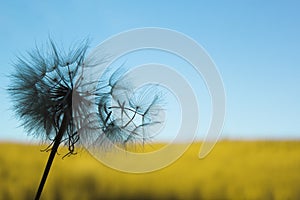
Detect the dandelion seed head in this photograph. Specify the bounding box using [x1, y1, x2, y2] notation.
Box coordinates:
[8, 39, 88, 148]
[8, 38, 166, 155]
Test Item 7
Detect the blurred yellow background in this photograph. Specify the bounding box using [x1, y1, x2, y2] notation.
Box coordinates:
[1, 141, 300, 200]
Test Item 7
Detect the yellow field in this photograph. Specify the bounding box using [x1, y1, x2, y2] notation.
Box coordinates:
[0, 141, 300, 200]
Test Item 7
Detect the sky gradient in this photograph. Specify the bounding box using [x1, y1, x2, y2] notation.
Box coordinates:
[1, 0, 300, 142]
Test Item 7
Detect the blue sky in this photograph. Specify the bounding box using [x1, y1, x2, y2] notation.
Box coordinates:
[0, 0, 299, 142]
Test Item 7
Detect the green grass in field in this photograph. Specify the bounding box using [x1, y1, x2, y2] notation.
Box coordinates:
[0, 141, 300, 200]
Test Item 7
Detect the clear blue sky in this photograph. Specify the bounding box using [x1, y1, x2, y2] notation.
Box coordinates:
[0, 0, 299, 142]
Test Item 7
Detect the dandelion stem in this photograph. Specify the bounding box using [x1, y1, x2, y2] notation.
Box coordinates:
[35, 111, 70, 200]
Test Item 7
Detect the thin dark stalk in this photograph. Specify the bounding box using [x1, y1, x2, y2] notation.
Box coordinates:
[34, 112, 70, 200]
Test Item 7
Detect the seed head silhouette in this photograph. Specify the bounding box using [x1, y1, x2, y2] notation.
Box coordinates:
[8, 39, 164, 199]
